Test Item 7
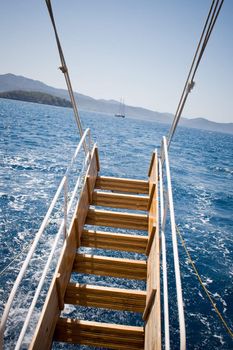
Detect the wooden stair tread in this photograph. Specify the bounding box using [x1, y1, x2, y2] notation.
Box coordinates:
[92, 190, 149, 210]
[95, 176, 149, 194]
[86, 208, 148, 231]
[65, 283, 146, 312]
[54, 318, 144, 349]
[81, 229, 148, 253]
[73, 254, 147, 280]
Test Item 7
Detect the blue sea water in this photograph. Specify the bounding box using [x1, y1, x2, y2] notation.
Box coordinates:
[0, 98, 232, 349]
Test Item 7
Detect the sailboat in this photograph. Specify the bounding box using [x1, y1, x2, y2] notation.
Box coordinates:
[115, 97, 125, 118]
[0, 1, 228, 349]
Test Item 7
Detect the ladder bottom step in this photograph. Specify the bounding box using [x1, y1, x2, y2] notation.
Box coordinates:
[54, 318, 144, 350]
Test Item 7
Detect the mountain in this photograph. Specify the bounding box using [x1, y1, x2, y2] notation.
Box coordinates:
[0, 73, 232, 135]
[180, 117, 233, 135]
[0, 90, 72, 108]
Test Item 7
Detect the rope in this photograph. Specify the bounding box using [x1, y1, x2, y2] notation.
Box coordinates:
[176, 224, 233, 339]
[167, 0, 224, 150]
[45, 0, 87, 153]
[0, 241, 33, 277]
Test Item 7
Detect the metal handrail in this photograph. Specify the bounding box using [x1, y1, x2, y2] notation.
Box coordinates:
[159, 136, 186, 350]
[158, 158, 170, 350]
[0, 128, 91, 348]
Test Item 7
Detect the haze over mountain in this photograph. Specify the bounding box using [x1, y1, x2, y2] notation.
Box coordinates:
[0, 73, 232, 135]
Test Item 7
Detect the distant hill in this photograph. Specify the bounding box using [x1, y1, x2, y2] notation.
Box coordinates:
[0, 90, 72, 108]
[180, 117, 233, 135]
[0, 73, 232, 135]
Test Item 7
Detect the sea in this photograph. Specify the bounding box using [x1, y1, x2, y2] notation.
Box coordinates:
[0, 98, 232, 349]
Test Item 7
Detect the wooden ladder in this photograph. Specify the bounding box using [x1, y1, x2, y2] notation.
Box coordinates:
[30, 146, 160, 350]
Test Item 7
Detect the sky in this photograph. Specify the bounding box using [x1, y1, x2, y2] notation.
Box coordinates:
[0, 0, 233, 123]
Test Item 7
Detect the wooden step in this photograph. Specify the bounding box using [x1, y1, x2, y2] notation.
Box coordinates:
[81, 229, 148, 253]
[86, 208, 148, 231]
[95, 176, 149, 194]
[73, 254, 147, 280]
[54, 319, 144, 349]
[65, 283, 146, 312]
[92, 190, 149, 210]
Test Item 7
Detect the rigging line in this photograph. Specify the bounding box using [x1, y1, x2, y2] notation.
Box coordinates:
[167, 0, 219, 148]
[169, 0, 216, 143]
[205, 0, 224, 45]
[167, 0, 218, 147]
[176, 224, 233, 339]
[45, 0, 86, 151]
[191, 0, 224, 81]
[167, 0, 224, 149]
[0, 241, 33, 277]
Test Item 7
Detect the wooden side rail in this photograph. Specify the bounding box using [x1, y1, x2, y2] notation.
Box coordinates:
[29, 144, 100, 349]
[144, 150, 161, 350]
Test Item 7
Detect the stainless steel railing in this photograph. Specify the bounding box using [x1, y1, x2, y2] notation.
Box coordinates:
[0, 128, 92, 349]
[159, 136, 186, 350]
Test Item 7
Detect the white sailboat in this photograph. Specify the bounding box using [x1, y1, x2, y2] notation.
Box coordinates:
[115, 97, 125, 118]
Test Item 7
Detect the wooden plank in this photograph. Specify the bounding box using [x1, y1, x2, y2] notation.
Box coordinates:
[95, 176, 149, 194]
[148, 150, 158, 245]
[142, 288, 157, 321]
[73, 254, 147, 280]
[56, 273, 64, 310]
[145, 150, 161, 350]
[87, 144, 100, 196]
[147, 183, 156, 210]
[86, 208, 148, 231]
[86, 175, 92, 203]
[94, 144, 100, 171]
[75, 184, 89, 245]
[30, 145, 100, 349]
[145, 225, 156, 256]
[148, 151, 156, 177]
[65, 283, 146, 312]
[54, 319, 144, 350]
[75, 144, 99, 242]
[81, 229, 147, 253]
[76, 143, 100, 237]
[92, 191, 149, 211]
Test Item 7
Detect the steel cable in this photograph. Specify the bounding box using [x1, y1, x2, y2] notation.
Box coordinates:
[167, 0, 224, 150]
[45, 0, 87, 152]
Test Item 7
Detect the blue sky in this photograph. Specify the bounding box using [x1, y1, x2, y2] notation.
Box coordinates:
[1, 0, 232, 123]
